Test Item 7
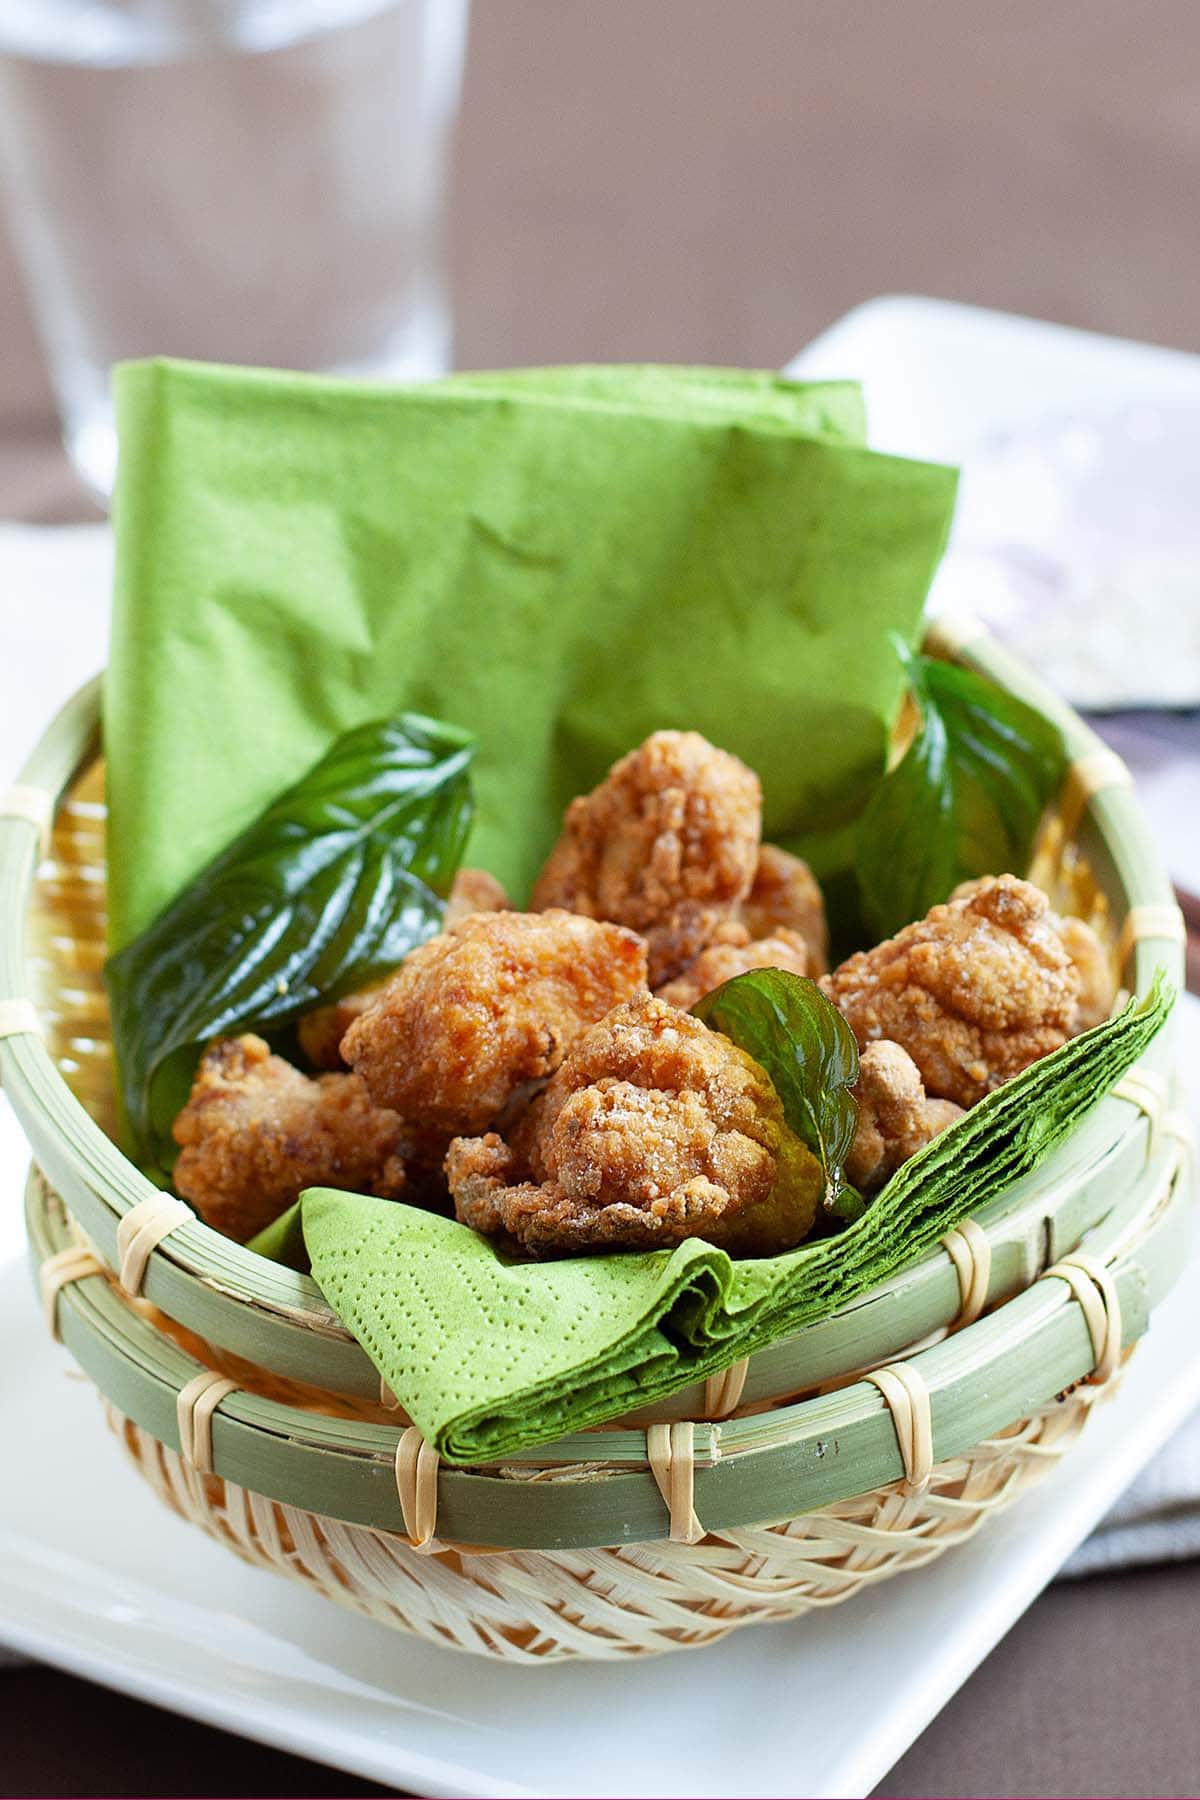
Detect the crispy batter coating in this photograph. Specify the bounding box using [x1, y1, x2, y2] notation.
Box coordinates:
[443, 865, 511, 928]
[1057, 915, 1117, 1032]
[823, 875, 1080, 1107]
[530, 731, 762, 986]
[298, 866, 511, 1071]
[739, 845, 828, 975]
[655, 929, 809, 1009]
[447, 994, 823, 1257]
[173, 1034, 407, 1243]
[342, 909, 649, 1138]
[952, 878, 1117, 1035]
[844, 1040, 964, 1194]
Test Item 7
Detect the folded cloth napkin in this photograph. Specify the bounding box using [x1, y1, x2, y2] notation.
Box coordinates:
[1063, 1406, 1200, 1576]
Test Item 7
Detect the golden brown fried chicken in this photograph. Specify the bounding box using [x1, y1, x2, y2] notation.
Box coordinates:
[655, 929, 810, 1009]
[1057, 916, 1117, 1032]
[531, 731, 762, 986]
[342, 909, 649, 1139]
[443, 865, 512, 928]
[844, 1040, 964, 1194]
[447, 994, 823, 1257]
[823, 875, 1080, 1108]
[739, 845, 828, 975]
[173, 1034, 408, 1243]
[951, 877, 1116, 1035]
[298, 866, 511, 1070]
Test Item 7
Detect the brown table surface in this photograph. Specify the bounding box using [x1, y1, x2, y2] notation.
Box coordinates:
[3, 4, 1199, 1795]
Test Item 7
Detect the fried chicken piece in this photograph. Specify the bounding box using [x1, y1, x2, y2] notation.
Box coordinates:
[739, 845, 829, 975]
[844, 1040, 964, 1194]
[531, 731, 762, 986]
[952, 877, 1116, 1034]
[655, 929, 810, 1009]
[823, 875, 1080, 1108]
[297, 978, 392, 1073]
[342, 909, 649, 1139]
[447, 994, 823, 1258]
[443, 865, 511, 928]
[297, 866, 511, 1070]
[1057, 916, 1117, 1032]
[173, 1034, 408, 1243]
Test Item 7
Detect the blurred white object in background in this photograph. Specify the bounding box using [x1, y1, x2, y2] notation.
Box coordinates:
[0, 0, 468, 498]
[933, 400, 1200, 710]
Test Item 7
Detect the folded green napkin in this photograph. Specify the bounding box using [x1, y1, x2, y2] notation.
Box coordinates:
[304, 981, 1171, 1463]
[106, 360, 955, 954]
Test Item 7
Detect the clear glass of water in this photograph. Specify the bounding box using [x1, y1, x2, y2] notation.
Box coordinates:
[0, 0, 469, 498]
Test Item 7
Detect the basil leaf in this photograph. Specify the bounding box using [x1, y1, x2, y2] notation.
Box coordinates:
[105, 713, 475, 1167]
[856, 639, 1066, 940]
[246, 1198, 308, 1271]
[693, 967, 860, 1201]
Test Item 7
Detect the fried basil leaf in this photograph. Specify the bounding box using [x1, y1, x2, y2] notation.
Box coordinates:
[856, 638, 1066, 941]
[105, 713, 475, 1167]
[693, 967, 860, 1207]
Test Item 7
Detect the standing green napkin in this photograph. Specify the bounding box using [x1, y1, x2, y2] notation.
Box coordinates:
[106, 360, 956, 952]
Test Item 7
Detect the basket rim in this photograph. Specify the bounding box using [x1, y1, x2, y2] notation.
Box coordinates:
[26, 1115, 1193, 1548]
[0, 629, 1186, 1407]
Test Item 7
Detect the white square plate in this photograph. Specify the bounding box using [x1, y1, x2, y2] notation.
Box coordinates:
[2, 302, 1198, 1798]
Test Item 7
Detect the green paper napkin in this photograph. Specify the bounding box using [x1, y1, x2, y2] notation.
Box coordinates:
[106, 360, 956, 953]
[303, 982, 1172, 1464]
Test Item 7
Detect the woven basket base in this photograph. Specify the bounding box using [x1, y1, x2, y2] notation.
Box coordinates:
[105, 1384, 1107, 1662]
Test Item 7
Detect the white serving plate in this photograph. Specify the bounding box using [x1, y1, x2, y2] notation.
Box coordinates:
[2, 301, 1199, 1798]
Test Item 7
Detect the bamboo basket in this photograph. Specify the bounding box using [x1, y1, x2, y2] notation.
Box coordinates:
[2, 617, 1194, 1660]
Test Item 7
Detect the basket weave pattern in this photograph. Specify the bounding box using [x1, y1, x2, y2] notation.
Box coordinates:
[105, 1389, 1103, 1660]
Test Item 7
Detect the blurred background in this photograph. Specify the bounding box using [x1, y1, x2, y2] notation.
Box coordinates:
[5, 0, 1200, 516]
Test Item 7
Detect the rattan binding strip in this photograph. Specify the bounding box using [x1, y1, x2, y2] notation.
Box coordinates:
[116, 1193, 193, 1295]
[940, 1220, 992, 1328]
[647, 1422, 705, 1543]
[394, 1426, 441, 1550]
[702, 1357, 750, 1419]
[1040, 1252, 1122, 1385]
[0, 783, 54, 856]
[0, 998, 41, 1040]
[1058, 750, 1133, 841]
[1113, 1067, 1170, 1157]
[1117, 903, 1187, 972]
[864, 1364, 933, 1496]
[40, 1245, 104, 1341]
[176, 1373, 238, 1473]
[922, 611, 987, 660]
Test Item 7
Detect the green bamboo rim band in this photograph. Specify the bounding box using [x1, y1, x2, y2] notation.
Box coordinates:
[0, 632, 1187, 1414]
[24, 1115, 1193, 1549]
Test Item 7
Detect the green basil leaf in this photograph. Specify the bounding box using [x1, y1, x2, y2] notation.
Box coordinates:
[856, 639, 1066, 940]
[105, 713, 475, 1166]
[692, 967, 860, 1199]
[245, 1198, 309, 1271]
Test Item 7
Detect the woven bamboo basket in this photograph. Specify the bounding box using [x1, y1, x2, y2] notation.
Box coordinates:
[2, 616, 1194, 1660]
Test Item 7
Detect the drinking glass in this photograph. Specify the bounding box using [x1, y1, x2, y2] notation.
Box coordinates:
[0, 0, 469, 497]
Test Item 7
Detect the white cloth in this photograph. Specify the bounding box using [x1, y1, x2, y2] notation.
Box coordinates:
[1063, 1412, 1200, 1575]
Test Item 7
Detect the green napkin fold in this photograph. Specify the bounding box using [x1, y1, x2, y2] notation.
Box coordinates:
[106, 360, 955, 953]
[303, 981, 1171, 1464]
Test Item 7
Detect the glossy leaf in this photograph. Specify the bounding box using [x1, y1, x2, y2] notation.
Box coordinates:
[693, 967, 860, 1202]
[856, 639, 1066, 940]
[105, 713, 475, 1167]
